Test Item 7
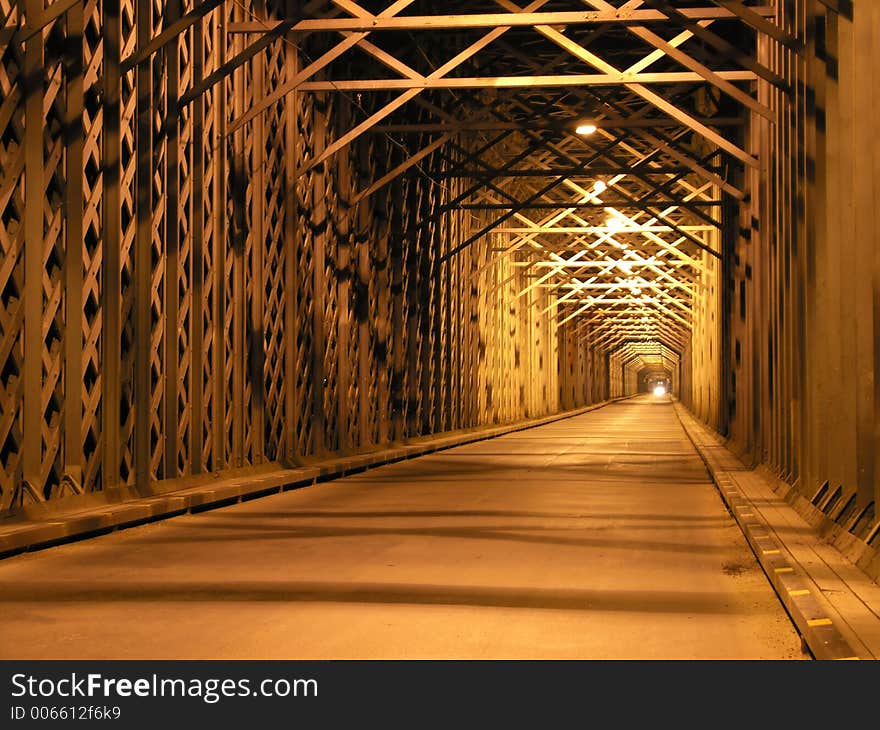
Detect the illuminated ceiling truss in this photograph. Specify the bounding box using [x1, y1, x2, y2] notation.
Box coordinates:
[228, 0, 791, 357]
[613, 342, 680, 385]
[27, 0, 791, 359]
[208, 0, 785, 359]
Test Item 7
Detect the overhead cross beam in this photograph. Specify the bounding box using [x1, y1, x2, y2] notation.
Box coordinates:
[708, 0, 803, 52]
[296, 71, 757, 92]
[492, 0, 759, 169]
[641, 0, 789, 90]
[226, 6, 778, 33]
[579, 0, 773, 121]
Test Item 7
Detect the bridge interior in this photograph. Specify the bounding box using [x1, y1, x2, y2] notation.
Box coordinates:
[2, 0, 880, 659]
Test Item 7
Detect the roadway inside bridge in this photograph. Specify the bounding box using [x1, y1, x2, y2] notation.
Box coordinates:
[0, 397, 805, 659]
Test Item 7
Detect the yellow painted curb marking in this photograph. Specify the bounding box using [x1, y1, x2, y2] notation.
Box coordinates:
[788, 589, 810, 597]
[762, 549, 781, 555]
[807, 618, 833, 627]
[774, 567, 794, 573]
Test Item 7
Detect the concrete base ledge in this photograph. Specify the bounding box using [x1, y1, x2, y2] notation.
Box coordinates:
[673, 401, 879, 661]
[0, 397, 629, 559]
[751, 464, 880, 584]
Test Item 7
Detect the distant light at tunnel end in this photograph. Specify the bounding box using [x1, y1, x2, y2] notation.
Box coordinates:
[576, 123, 598, 135]
[653, 385, 667, 397]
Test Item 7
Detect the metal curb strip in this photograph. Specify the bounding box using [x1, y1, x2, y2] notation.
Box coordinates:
[672, 401, 862, 661]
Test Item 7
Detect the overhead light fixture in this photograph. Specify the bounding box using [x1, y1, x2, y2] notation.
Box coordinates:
[593, 180, 607, 194]
[576, 123, 598, 135]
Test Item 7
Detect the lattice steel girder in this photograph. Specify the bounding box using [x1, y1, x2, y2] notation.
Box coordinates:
[470, 186, 707, 299]
[462, 201, 722, 212]
[533, 267, 697, 296]
[452, 132, 718, 267]
[616, 342, 681, 358]
[709, 0, 803, 51]
[541, 258, 697, 315]
[453, 54, 744, 203]
[561, 178, 716, 262]
[226, 6, 777, 33]
[541, 263, 694, 314]
[588, 308, 692, 336]
[373, 118, 746, 133]
[602, 328, 684, 351]
[353, 134, 452, 204]
[641, 0, 788, 89]
[298, 11, 568, 177]
[215, 0, 766, 184]
[492, 0, 759, 169]
[121, 0, 224, 72]
[557, 84, 746, 199]
[555, 282, 693, 318]
[604, 329, 685, 353]
[560, 296, 677, 330]
[469, 100, 723, 256]
[612, 344, 682, 366]
[588, 316, 689, 334]
[11, 0, 79, 43]
[296, 71, 757, 91]
[558, 291, 692, 327]
[581, 0, 772, 120]
[597, 330, 682, 354]
[229, 0, 551, 141]
[486, 224, 621, 306]
[598, 332, 687, 356]
[437, 132, 643, 262]
[502, 225, 716, 232]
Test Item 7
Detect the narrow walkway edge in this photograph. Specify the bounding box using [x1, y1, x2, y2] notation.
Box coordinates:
[673, 401, 880, 660]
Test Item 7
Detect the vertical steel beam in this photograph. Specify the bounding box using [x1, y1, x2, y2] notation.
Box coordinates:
[22, 0, 44, 495]
[164, 0, 181, 478]
[311, 96, 327, 453]
[852, 1, 875, 507]
[250, 12, 265, 464]
[134, 0, 153, 488]
[212, 8, 226, 468]
[872, 1, 880, 511]
[190, 9, 205, 474]
[389, 170, 405, 442]
[101, 0, 122, 489]
[63, 0, 85, 489]
[230, 0, 246, 467]
[283, 22, 298, 461]
[801, 0, 820, 498]
[355, 147, 372, 449]
[334, 102, 352, 452]
[374, 163, 391, 445]
[823, 9, 847, 490]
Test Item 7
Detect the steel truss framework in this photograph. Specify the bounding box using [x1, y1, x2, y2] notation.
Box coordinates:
[0, 0, 795, 512]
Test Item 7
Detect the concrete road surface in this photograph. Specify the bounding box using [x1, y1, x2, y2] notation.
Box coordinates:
[0, 397, 806, 659]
